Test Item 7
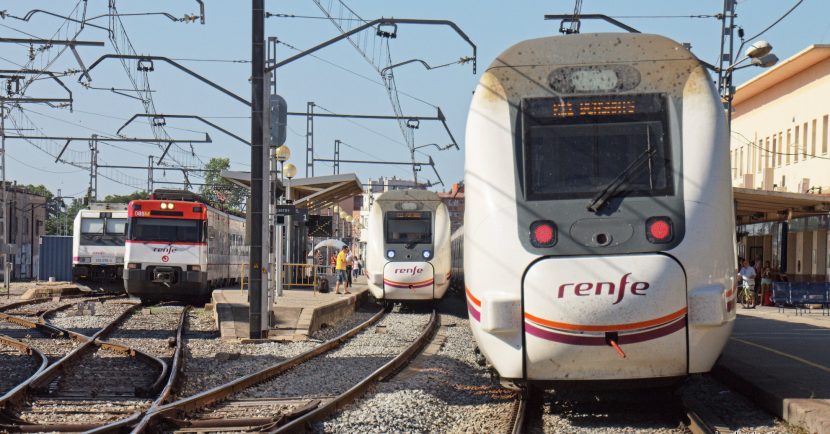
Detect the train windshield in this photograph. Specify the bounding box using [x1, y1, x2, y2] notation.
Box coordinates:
[106, 218, 127, 235]
[81, 218, 105, 234]
[128, 218, 202, 243]
[386, 211, 431, 245]
[522, 93, 672, 201]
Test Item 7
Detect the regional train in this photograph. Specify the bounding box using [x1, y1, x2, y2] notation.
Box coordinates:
[72, 204, 128, 281]
[463, 32, 736, 388]
[364, 189, 451, 302]
[123, 190, 247, 303]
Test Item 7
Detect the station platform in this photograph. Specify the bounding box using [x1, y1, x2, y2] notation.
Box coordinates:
[712, 306, 830, 434]
[210, 277, 369, 341]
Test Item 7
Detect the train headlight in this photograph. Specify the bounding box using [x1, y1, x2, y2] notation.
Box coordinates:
[160, 202, 168, 210]
[422, 250, 432, 259]
[127, 263, 141, 269]
[386, 249, 396, 259]
[646, 217, 673, 243]
[530, 220, 557, 248]
[78, 257, 91, 263]
[187, 265, 201, 272]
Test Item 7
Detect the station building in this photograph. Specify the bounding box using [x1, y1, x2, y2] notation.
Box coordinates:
[730, 45, 830, 281]
[0, 183, 48, 281]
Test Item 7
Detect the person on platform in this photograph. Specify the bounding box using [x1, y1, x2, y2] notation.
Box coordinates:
[314, 249, 323, 274]
[761, 261, 773, 305]
[345, 247, 355, 288]
[334, 245, 351, 295]
[738, 259, 757, 308]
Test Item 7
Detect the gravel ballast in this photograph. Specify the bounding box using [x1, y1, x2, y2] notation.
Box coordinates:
[47, 300, 135, 336]
[177, 306, 381, 398]
[317, 298, 515, 434]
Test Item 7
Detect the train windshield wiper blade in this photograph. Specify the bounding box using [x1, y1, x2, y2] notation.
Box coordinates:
[586, 146, 657, 213]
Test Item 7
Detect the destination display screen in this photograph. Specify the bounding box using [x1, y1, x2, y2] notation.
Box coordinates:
[523, 93, 665, 121]
[386, 211, 431, 244]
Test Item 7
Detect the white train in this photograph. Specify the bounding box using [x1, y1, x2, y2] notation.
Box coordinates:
[464, 32, 736, 388]
[123, 190, 247, 303]
[72, 204, 128, 281]
[364, 189, 451, 301]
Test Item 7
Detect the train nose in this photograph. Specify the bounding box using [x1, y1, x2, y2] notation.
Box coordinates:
[382, 261, 435, 300]
[521, 254, 688, 381]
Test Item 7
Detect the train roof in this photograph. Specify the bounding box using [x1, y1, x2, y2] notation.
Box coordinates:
[86, 202, 128, 211]
[374, 189, 442, 202]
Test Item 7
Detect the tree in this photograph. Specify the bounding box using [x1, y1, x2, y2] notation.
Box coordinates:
[201, 157, 246, 211]
[102, 191, 148, 204]
[23, 184, 53, 201]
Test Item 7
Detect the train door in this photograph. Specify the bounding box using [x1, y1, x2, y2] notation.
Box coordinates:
[522, 255, 688, 381]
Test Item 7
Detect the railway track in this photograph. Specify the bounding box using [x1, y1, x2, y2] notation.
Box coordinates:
[513, 386, 720, 434]
[0, 298, 187, 432]
[128, 306, 436, 433]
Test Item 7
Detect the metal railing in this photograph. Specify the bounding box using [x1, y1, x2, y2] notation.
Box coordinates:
[282, 263, 321, 288]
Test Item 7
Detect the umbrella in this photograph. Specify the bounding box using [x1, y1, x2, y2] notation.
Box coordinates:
[313, 239, 345, 252]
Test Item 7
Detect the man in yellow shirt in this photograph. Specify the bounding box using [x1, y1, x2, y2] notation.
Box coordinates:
[334, 246, 351, 295]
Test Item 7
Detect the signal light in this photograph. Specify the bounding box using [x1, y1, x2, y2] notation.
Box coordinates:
[530, 220, 557, 248]
[646, 217, 673, 243]
[160, 203, 168, 210]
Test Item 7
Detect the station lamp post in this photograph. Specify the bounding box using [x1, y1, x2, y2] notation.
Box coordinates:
[271, 144, 290, 298]
[723, 40, 778, 127]
[283, 162, 297, 286]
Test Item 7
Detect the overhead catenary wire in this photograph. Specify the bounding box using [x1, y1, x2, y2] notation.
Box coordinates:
[732, 131, 830, 160]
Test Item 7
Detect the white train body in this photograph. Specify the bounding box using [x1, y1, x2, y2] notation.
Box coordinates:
[123, 194, 247, 302]
[72, 204, 128, 281]
[365, 189, 451, 301]
[464, 33, 736, 387]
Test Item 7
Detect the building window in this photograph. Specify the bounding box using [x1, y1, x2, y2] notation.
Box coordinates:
[793, 126, 798, 163]
[786, 130, 791, 165]
[778, 132, 783, 165]
[803, 122, 808, 158]
[811, 120, 816, 157]
[739, 147, 744, 175]
[765, 137, 770, 169]
[772, 136, 777, 167]
[823, 115, 828, 154]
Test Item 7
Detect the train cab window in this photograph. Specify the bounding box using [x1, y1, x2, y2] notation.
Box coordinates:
[386, 211, 432, 245]
[522, 93, 672, 201]
[106, 218, 127, 235]
[129, 218, 203, 243]
[81, 218, 105, 234]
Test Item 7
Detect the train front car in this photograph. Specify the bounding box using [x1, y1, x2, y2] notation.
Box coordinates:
[72, 205, 128, 282]
[464, 33, 736, 389]
[366, 189, 451, 302]
[123, 199, 208, 303]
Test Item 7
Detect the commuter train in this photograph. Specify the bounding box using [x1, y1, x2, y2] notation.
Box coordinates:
[72, 204, 128, 281]
[364, 189, 451, 302]
[123, 190, 247, 303]
[463, 32, 736, 388]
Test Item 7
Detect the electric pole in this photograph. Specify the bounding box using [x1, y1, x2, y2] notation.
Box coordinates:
[718, 0, 737, 125]
[1, 101, 7, 290]
[249, 0, 266, 339]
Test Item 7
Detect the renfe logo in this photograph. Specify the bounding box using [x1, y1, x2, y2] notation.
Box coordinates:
[152, 246, 178, 254]
[395, 267, 424, 276]
[556, 273, 649, 305]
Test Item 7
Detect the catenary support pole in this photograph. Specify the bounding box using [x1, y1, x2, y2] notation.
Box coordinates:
[249, 0, 265, 339]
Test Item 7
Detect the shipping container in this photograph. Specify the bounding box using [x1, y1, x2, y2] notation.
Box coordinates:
[38, 235, 72, 282]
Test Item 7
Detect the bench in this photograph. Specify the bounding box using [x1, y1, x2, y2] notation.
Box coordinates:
[771, 282, 830, 316]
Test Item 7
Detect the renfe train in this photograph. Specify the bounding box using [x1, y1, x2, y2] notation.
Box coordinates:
[365, 189, 451, 302]
[123, 190, 247, 303]
[72, 204, 128, 281]
[463, 33, 736, 388]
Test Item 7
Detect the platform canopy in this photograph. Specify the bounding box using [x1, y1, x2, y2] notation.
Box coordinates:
[287, 173, 363, 211]
[733, 187, 830, 225]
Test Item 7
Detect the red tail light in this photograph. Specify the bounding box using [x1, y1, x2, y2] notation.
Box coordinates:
[646, 217, 673, 243]
[530, 220, 557, 247]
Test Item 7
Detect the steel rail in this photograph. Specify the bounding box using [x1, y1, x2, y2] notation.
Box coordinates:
[0, 335, 48, 403]
[136, 308, 387, 432]
[88, 306, 192, 434]
[510, 390, 529, 434]
[272, 309, 440, 433]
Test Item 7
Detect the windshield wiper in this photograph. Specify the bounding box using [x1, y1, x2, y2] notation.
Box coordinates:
[586, 146, 657, 213]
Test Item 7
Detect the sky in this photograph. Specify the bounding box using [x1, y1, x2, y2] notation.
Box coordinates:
[1, 0, 828, 201]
